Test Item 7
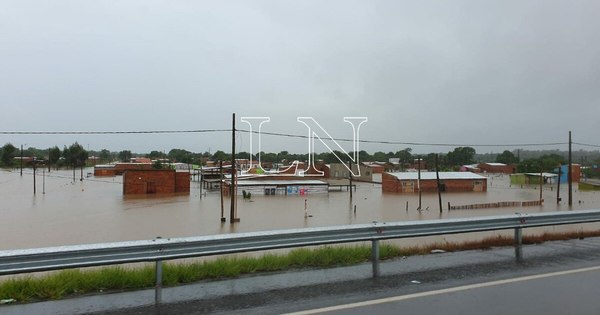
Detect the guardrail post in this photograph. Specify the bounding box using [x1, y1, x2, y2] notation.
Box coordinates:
[371, 240, 380, 278]
[514, 228, 523, 262]
[155, 260, 163, 305]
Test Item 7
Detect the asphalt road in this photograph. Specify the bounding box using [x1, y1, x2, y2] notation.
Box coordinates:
[290, 266, 600, 315]
[5, 237, 600, 315]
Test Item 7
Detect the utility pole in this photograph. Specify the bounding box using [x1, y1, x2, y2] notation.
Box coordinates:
[33, 159, 37, 194]
[230, 113, 239, 223]
[435, 154, 442, 213]
[220, 160, 225, 222]
[348, 160, 353, 199]
[568, 131, 573, 207]
[539, 167, 543, 202]
[43, 163, 46, 194]
[20, 144, 23, 176]
[417, 158, 422, 210]
[556, 165, 561, 204]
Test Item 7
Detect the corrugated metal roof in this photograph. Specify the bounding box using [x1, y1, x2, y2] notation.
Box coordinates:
[484, 163, 507, 166]
[524, 173, 558, 178]
[386, 172, 486, 180]
[232, 180, 328, 186]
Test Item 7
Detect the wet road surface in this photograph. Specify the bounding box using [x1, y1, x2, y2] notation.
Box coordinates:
[5, 236, 600, 314]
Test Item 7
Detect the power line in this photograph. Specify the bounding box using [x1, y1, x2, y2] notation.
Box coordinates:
[573, 142, 600, 149]
[236, 129, 570, 148]
[1, 128, 596, 148]
[0, 129, 230, 135]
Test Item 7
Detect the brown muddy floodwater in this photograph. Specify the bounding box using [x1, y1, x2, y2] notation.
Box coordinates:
[1, 169, 600, 251]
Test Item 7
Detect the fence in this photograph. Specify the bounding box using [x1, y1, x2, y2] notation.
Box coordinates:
[449, 199, 544, 210]
[1, 209, 600, 305]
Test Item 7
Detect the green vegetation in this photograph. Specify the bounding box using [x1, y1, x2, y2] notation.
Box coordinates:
[517, 153, 564, 173]
[495, 150, 519, 164]
[579, 182, 600, 191]
[2, 230, 600, 304]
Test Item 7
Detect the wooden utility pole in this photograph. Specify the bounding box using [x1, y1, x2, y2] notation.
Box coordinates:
[42, 164, 45, 194]
[556, 165, 561, 204]
[435, 154, 442, 213]
[568, 131, 573, 207]
[230, 113, 239, 223]
[539, 167, 543, 202]
[348, 160, 353, 199]
[220, 160, 225, 222]
[20, 144, 23, 176]
[33, 160, 37, 194]
[417, 158, 422, 210]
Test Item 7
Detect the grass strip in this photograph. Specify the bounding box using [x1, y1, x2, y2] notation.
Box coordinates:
[1, 229, 599, 303]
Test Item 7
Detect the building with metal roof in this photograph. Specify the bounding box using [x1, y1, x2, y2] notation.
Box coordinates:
[382, 172, 487, 193]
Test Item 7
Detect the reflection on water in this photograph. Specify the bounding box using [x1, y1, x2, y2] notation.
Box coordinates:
[1, 169, 600, 250]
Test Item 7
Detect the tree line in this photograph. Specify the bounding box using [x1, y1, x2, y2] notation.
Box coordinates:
[2, 142, 599, 177]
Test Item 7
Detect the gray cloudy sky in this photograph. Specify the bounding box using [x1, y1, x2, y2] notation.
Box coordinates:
[1, 0, 599, 155]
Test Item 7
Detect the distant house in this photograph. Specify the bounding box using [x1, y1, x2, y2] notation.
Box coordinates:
[409, 159, 427, 170]
[123, 169, 190, 195]
[510, 173, 558, 185]
[461, 164, 480, 173]
[478, 163, 516, 174]
[94, 163, 153, 176]
[363, 162, 385, 174]
[556, 164, 581, 183]
[329, 163, 373, 182]
[222, 176, 329, 196]
[382, 172, 487, 193]
[131, 157, 152, 164]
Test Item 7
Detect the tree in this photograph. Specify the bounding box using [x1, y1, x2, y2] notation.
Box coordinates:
[446, 147, 476, 167]
[1, 143, 17, 166]
[395, 148, 413, 166]
[63, 143, 88, 168]
[516, 154, 564, 173]
[99, 149, 111, 163]
[118, 150, 132, 162]
[147, 150, 164, 159]
[48, 146, 61, 170]
[168, 148, 193, 163]
[496, 150, 519, 164]
[212, 150, 230, 162]
[372, 151, 389, 162]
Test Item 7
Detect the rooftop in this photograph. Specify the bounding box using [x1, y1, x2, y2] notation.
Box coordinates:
[386, 172, 487, 180]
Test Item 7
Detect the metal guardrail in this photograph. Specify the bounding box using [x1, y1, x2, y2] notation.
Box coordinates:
[2, 209, 600, 304]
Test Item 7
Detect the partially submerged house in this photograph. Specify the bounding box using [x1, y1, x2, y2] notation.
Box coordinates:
[510, 173, 558, 185]
[328, 163, 373, 182]
[94, 163, 153, 176]
[123, 170, 190, 195]
[382, 172, 487, 193]
[222, 175, 329, 196]
[478, 163, 516, 174]
[556, 164, 581, 183]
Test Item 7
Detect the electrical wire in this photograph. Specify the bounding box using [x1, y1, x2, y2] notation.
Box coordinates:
[0, 129, 596, 148]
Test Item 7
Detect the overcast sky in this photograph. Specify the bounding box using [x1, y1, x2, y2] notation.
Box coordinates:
[1, 0, 599, 155]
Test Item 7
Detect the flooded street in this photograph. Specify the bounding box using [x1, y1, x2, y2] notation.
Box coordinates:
[2, 169, 600, 250]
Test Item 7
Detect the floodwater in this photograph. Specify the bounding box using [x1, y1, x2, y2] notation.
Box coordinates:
[1, 169, 600, 251]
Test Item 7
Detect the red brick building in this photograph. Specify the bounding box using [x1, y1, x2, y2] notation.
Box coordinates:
[94, 163, 154, 176]
[478, 163, 516, 174]
[382, 172, 487, 193]
[123, 170, 190, 195]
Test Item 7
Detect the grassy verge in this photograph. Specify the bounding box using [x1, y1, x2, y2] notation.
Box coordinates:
[1, 229, 599, 303]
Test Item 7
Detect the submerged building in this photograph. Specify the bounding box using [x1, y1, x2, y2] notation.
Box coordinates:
[382, 172, 487, 193]
[123, 170, 190, 195]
